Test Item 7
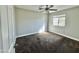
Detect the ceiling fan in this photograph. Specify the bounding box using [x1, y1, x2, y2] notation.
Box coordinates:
[39, 5, 57, 12]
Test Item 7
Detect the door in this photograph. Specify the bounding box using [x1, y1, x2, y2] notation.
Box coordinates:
[0, 5, 16, 53]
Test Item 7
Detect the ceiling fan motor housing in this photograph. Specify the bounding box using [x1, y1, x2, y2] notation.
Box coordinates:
[45, 8, 49, 10]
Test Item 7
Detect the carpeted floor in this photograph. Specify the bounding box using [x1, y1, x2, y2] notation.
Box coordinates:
[15, 32, 79, 53]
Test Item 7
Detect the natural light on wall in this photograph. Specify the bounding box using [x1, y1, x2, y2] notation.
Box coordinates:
[38, 23, 45, 33]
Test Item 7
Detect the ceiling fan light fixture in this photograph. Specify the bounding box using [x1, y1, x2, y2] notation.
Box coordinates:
[39, 5, 57, 12]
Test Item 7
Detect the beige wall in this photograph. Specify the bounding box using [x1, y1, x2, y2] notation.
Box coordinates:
[49, 6, 79, 40]
[15, 8, 46, 37]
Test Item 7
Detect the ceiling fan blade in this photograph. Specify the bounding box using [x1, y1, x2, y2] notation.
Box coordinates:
[39, 5, 47, 10]
[39, 5, 44, 10]
[39, 8, 45, 13]
[49, 5, 54, 8]
[39, 7, 43, 10]
[49, 9, 57, 11]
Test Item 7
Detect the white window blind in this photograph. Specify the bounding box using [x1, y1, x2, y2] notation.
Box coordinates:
[53, 14, 66, 27]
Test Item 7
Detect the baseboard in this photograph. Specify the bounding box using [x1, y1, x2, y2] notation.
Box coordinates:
[50, 31, 79, 41]
[8, 31, 79, 53]
[16, 32, 38, 38]
[8, 32, 38, 53]
[8, 41, 15, 53]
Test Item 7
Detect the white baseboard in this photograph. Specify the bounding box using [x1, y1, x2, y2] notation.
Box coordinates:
[16, 31, 79, 41]
[16, 32, 38, 38]
[8, 41, 15, 53]
[8, 32, 38, 53]
[8, 31, 79, 53]
[51, 31, 79, 41]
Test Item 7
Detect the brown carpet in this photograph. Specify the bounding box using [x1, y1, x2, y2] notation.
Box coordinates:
[15, 32, 79, 53]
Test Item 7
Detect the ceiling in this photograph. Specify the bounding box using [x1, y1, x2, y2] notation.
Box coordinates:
[15, 5, 78, 13]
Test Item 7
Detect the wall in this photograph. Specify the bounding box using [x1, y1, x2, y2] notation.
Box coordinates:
[49, 6, 79, 40]
[15, 8, 46, 37]
[0, 11, 3, 52]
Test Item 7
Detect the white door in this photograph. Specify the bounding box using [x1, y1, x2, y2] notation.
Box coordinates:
[0, 5, 16, 53]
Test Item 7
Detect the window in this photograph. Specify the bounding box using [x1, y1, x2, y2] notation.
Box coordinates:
[53, 14, 66, 27]
[53, 16, 59, 26]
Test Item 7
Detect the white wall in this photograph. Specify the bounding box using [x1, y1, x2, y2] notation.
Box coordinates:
[49, 6, 79, 40]
[15, 8, 46, 37]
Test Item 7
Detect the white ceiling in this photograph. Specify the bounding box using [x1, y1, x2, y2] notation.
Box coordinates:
[15, 5, 78, 13]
